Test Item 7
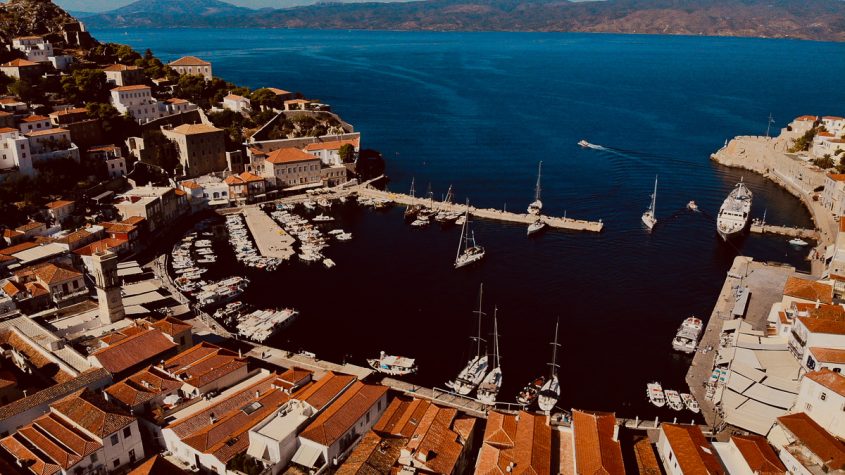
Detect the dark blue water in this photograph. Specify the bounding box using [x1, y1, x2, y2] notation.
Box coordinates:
[96, 29, 845, 417]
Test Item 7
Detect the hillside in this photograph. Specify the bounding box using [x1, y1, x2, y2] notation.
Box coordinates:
[0, 0, 95, 46]
[82, 0, 845, 41]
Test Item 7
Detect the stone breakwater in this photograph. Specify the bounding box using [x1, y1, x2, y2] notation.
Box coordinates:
[710, 135, 835, 276]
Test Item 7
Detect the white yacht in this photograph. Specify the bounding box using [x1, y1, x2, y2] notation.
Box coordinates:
[672, 316, 703, 354]
[681, 393, 700, 413]
[368, 352, 417, 376]
[665, 390, 684, 411]
[578, 140, 591, 148]
[528, 218, 546, 236]
[528, 161, 543, 215]
[717, 180, 753, 241]
[537, 318, 561, 413]
[642, 175, 657, 231]
[455, 200, 485, 269]
[477, 309, 502, 405]
[647, 382, 666, 408]
[446, 285, 489, 395]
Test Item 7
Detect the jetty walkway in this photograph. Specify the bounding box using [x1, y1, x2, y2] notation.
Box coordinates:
[241, 207, 296, 260]
[750, 223, 818, 240]
[356, 188, 604, 233]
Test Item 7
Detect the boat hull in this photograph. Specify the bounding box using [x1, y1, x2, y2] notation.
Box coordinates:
[537, 376, 560, 412]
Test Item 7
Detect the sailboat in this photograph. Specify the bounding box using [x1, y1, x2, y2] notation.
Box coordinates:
[537, 318, 561, 413]
[404, 177, 422, 220]
[477, 308, 502, 405]
[527, 161, 543, 215]
[446, 285, 489, 395]
[455, 200, 485, 269]
[642, 175, 657, 231]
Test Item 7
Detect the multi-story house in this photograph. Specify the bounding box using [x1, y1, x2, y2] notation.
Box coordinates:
[657, 423, 725, 475]
[794, 368, 845, 438]
[114, 186, 190, 233]
[303, 137, 359, 166]
[161, 123, 228, 178]
[168, 56, 213, 80]
[769, 412, 845, 474]
[103, 64, 146, 87]
[87, 145, 127, 178]
[0, 127, 33, 176]
[0, 59, 41, 81]
[261, 147, 322, 189]
[223, 93, 251, 113]
[225, 171, 266, 203]
[10, 262, 87, 308]
[26, 127, 80, 164]
[110, 85, 161, 123]
[11, 36, 53, 63]
[18, 114, 51, 134]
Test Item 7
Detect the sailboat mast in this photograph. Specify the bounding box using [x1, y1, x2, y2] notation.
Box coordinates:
[652, 176, 658, 212]
[410, 177, 415, 198]
[548, 317, 560, 379]
[456, 200, 469, 262]
[475, 284, 484, 358]
[492, 307, 500, 369]
[535, 161, 543, 202]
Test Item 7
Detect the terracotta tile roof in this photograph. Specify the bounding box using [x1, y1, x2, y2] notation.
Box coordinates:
[45, 200, 73, 210]
[266, 147, 319, 164]
[166, 98, 189, 104]
[168, 373, 287, 463]
[248, 147, 267, 157]
[337, 431, 405, 475]
[0, 126, 18, 134]
[103, 64, 140, 72]
[111, 84, 150, 92]
[633, 437, 661, 475]
[808, 304, 845, 321]
[572, 409, 625, 475]
[180, 180, 200, 189]
[274, 367, 312, 392]
[0, 330, 74, 383]
[74, 237, 128, 256]
[26, 128, 68, 138]
[476, 411, 552, 475]
[50, 107, 88, 117]
[8, 412, 102, 469]
[169, 123, 221, 135]
[50, 389, 135, 438]
[783, 276, 833, 304]
[174, 189, 187, 196]
[823, 116, 845, 121]
[796, 115, 818, 122]
[93, 329, 177, 375]
[805, 368, 845, 397]
[798, 317, 845, 335]
[18, 262, 82, 285]
[0, 433, 62, 475]
[169, 56, 210, 66]
[821, 132, 836, 139]
[266, 87, 292, 95]
[106, 366, 182, 408]
[661, 424, 724, 475]
[225, 171, 264, 185]
[161, 341, 246, 389]
[147, 316, 192, 337]
[54, 229, 92, 245]
[405, 402, 472, 474]
[731, 434, 786, 475]
[778, 412, 845, 471]
[2, 59, 38, 67]
[122, 216, 146, 226]
[128, 455, 187, 474]
[303, 138, 359, 152]
[224, 93, 247, 101]
[294, 371, 356, 410]
[808, 347, 845, 364]
[2, 280, 21, 297]
[24, 282, 48, 298]
[21, 115, 49, 122]
[300, 381, 388, 446]
[15, 221, 44, 233]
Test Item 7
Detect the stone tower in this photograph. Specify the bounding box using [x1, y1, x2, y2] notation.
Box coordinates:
[93, 249, 124, 324]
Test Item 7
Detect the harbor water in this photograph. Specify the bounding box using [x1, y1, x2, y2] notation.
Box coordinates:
[96, 28, 845, 417]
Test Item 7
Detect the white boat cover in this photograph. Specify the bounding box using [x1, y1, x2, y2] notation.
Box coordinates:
[291, 444, 323, 468]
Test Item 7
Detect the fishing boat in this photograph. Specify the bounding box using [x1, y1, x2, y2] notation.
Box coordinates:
[642, 175, 657, 231]
[527, 162, 543, 215]
[789, 238, 809, 247]
[517, 376, 546, 406]
[336, 232, 353, 241]
[477, 309, 502, 405]
[578, 140, 591, 148]
[717, 180, 753, 241]
[647, 382, 666, 408]
[665, 390, 684, 411]
[455, 200, 485, 269]
[411, 217, 429, 228]
[537, 318, 561, 413]
[368, 351, 417, 376]
[446, 285, 489, 395]
[687, 200, 699, 212]
[672, 316, 703, 354]
[527, 219, 546, 236]
[681, 393, 700, 413]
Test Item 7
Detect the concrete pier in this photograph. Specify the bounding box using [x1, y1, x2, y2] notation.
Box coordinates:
[357, 188, 604, 233]
[750, 223, 818, 240]
[242, 207, 296, 260]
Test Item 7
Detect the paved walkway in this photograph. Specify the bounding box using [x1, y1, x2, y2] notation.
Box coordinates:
[242, 207, 296, 260]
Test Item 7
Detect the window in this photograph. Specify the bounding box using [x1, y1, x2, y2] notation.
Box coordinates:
[113, 459, 120, 468]
[123, 426, 131, 438]
[110, 434, 119, 445]
[129, 449, 136, 463]
[90, 453, 98, 463]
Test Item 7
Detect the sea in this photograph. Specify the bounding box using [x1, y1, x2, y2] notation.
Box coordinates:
[94, 28, 845, 418]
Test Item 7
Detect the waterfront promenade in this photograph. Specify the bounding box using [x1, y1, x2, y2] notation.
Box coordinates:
[242, 206, 296, 260]
[750, 223, 818, 240]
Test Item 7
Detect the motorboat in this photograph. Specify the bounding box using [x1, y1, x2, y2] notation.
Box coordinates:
[687, 200, 699, 212]
[681, 393, 700, 413]
[647, 382, 666, 408]
[717, 180, 753, 241]
[517, 376, 546, 406]
[672, 316, 703, 354]
[578, 140, 590, 148]
[789, 238, 809, 247]
[313, 214, 334, 222]
[411, 218, 429, 227]
[665, 390, 684, 411]
[335, 232, 353, 241]
[368, 352, 417, 376]
[642, 175, 657, 231]
[454, 200, 485, 269]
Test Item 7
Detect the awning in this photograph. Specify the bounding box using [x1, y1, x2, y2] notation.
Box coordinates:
[732, 287, 751, 317]
[291, 444, 323, 468]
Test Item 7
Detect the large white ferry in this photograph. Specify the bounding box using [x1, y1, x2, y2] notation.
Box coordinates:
[717, 181, 753, 241]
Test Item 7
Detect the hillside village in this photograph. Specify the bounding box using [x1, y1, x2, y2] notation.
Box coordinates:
[0, 1, 842, 475]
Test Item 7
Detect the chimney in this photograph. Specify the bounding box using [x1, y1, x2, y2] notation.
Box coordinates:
[209, 413, 216, 424]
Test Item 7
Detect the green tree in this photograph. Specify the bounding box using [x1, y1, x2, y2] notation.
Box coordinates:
[8, 79, 41, 103]
[251, 109, 277, 128]
[141, 130, 180, 174]
[790, 128, 817, 153]
[116, 44, 141, 64]
[250, 88, 281, 110]
[339, 143, 356, 163]
[61, 69, 108, 104]
[87, 103, 139, 140]
[813, 154, 835, 169]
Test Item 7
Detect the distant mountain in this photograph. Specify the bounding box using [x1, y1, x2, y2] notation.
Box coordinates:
[67, 10, 97, 18]
[84, 0, 845, 42]
[85, 0, 256, 27]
